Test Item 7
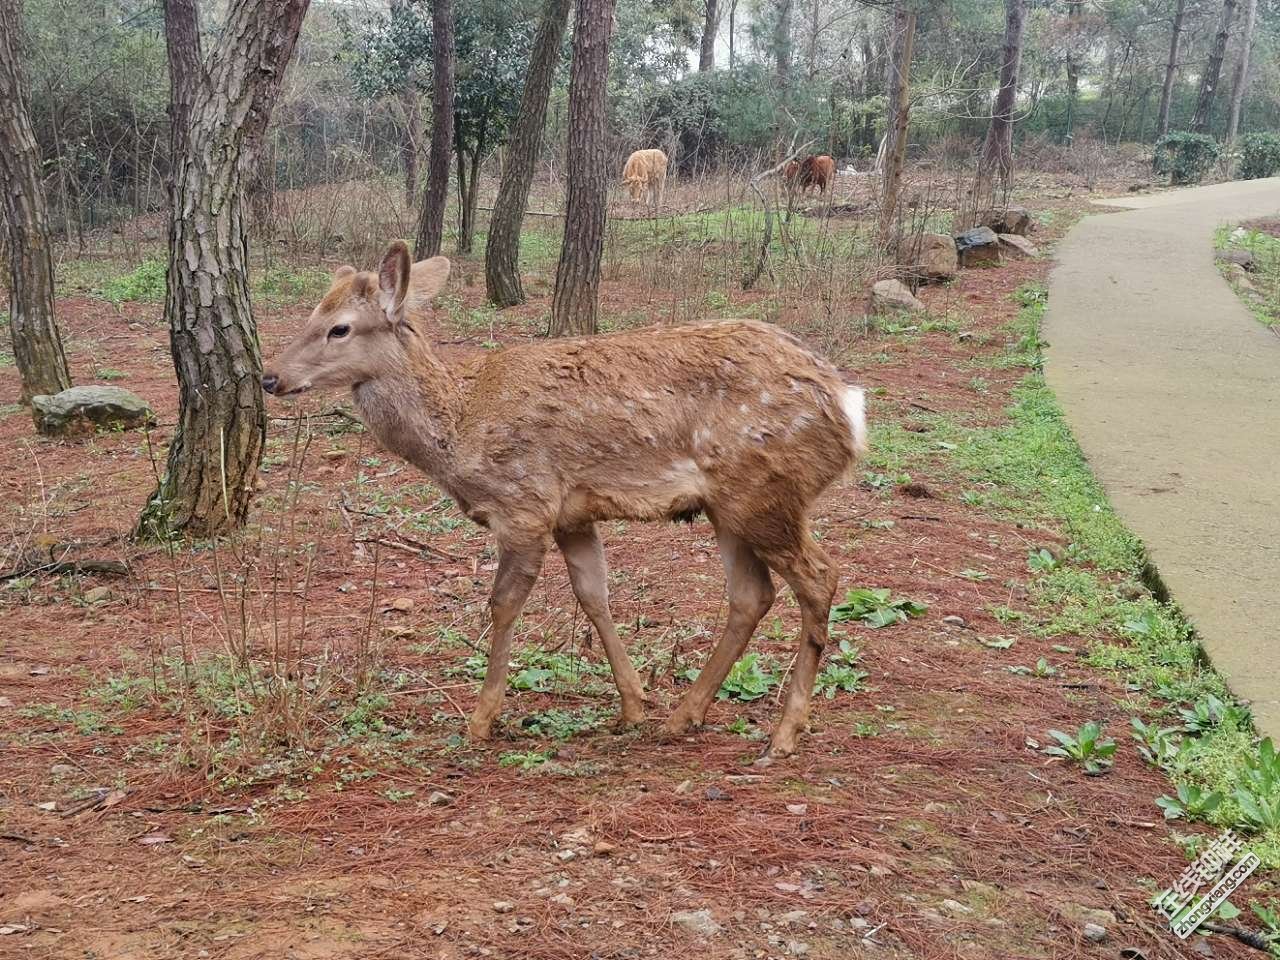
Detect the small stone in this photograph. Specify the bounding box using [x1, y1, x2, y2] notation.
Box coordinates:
[868, 865, 892, 879]
[549, 893, 575, 907]
[0, 697, 11, 708]
[427, 791, 452, 807]
[671, 908, 721, 938]
[940, 899, 972, 916]
[592, 840, 616, 856]
[555, 849, 577, 862]
[785, 803, 808, 816]
[49, 764, 76, 777]
[776, 910, 808, 927]
[869, 278, 925, 314]
[1215, 248, 1256, 271]
[30, 386, 155, 437]
[922, 801, 948, 814]
[322, 450, 347, 460]
[941, 615, 967, 628]
[703, 786, 731, 801]
[387, 597, 415, 612]
[128, 322, 144, 331]
[954, 227, 1002, 267]
[674, 779, 693, 795]
[1191, 938, 1214, 957]
[787, 941, 810, 956]
[83, 586, 112, 604]
[1082, 922, 1107, 943]
[998, 233, 1040, 259]
[492, 901, 514, 914]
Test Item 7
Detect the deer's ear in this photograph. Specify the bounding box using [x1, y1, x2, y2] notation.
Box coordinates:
[405, 256, 451, 315]
[377, 242, 411, 320]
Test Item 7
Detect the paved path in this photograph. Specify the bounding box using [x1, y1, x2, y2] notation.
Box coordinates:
[1044, 178, 1280, 738]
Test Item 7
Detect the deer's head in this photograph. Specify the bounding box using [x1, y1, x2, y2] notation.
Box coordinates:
[262, 242, 450, 397]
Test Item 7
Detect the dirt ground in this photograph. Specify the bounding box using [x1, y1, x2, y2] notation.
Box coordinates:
[0, 179, 1260, 960]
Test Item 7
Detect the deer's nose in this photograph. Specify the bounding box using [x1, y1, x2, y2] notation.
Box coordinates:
[261, 373, 280, 395]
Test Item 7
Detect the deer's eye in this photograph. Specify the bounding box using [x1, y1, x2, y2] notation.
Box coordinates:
[328, 323, 351, 340]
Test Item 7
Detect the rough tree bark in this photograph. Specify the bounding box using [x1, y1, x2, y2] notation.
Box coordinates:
[0, 0, 72, 407]
[699, 0, 718, 72]
[1063, 0, 1083, 137]
[878, 4, 915, 247]
[773, 0, 793, 87]
[1191, 0, 1238, 135]
[980, 0, 1028, 185]
[549, 0, 617, 337]
[1156, 0, 1187, 138]
[414, 0, 455, 257]
[138, 0, 310, 539]
[485, 0, 572, 307]
[1225, 0, 1258, 148]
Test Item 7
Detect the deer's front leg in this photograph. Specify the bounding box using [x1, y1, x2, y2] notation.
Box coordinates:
[470, 540, 546, 741]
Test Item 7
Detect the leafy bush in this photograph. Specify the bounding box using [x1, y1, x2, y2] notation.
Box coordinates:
[1234, 738, 1280, 832]
[1153, 132, 1221, 185]
[1043, 720, 1116, 775]
[716, 652, 779, 702]
[830, 588, 927, 628]
[98, 259, 166, 304]
[1237, 132, 1280, 180]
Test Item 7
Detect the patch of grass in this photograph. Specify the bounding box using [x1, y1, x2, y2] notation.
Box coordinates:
[1214, 223, 1280, 329]
[97, 259, 166, 304]
[255, 266, 331, 303]
[452, 645, 613, 695]
[960, 280, 1280, 866]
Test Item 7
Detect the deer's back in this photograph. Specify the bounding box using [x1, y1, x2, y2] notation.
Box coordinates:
[452, 321, 857, 535]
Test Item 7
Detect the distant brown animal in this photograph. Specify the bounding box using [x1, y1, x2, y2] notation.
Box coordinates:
[262, 242, 867, 758]
[621, 148, 668, 208]
[783, 154, 836, 196]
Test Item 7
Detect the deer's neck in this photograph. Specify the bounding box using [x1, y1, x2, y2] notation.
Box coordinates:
[353, 338, 464, 482]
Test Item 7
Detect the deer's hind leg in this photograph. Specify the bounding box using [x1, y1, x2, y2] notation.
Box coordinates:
[470, 538, 547, 741]
[662, 528, 776, 736]
[754, 531, 839, 760]
[555, 525, 647, 727]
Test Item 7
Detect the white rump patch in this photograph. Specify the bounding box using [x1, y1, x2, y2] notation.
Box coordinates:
[841, 386, 868, 457]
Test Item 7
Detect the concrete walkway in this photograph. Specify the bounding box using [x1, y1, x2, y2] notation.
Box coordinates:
[1044, 178, 1280, 738]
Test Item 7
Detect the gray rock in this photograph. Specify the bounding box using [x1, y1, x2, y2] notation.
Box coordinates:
[981, 205, 1033, 236]
[954, 227, 1002, 267]
[83, 586, 112, 604]
[492, 901, 515, 913]
[427, 791, 453, 807]
[1216, 248, 1257, 271]
[49, 763, 76, 777]
[870, 279, 925, 314]
[998, 233, 1040, 259]
[671, 908, 721, 938]
[31, 386, 154, 437]
[1082, 922, 1107, 943]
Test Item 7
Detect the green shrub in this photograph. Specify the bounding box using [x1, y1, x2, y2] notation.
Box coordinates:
[97, 259, 166, 304]
[1237, 132, 1280, 180]
[1153, 132, 1221, 185]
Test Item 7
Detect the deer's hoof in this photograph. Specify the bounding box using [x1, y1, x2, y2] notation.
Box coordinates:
[659, 712, 701, 739]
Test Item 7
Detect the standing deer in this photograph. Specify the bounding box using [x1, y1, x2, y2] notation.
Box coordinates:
[262, 242, 867, 758]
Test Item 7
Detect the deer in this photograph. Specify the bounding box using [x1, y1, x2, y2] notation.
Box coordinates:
[261, 241, 867, 759]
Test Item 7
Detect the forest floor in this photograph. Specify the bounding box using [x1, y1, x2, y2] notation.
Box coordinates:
[1, 170, 1276, 960]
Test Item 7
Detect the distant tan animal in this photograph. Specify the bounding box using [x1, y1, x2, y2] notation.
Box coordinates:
[262, 242, 867, 759]
[621, 148, 668, 209]
[783, 154, 836, 196]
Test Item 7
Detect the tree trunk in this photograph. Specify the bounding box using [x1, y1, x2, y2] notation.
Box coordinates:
[773, 0, 793, 87]
[980, 0, 1028, 185]
[1191, 0, 1238, 135]
[1225, 0, 1257, 148]
[401, 82, 422, 207]
[1064, 0, 1083, 138]
[0, 0, 72, 407]
[699, 0, 718, 72]
[549, 0, 616, 337]
[485, 0, 571, 307]
[455, 122, 484, 255]
[728, 0, 736, 70]
[1156, 0, 1187, 138]
[414, 0, 455, 258]
[392, 0, 421, 208]
[878, 4, 915, 247]
[138, 0, 310, 540]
